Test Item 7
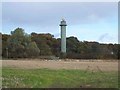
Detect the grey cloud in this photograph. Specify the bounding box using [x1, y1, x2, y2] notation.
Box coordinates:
[2, 2, 117, 27]
[54, 32, 60, 38]
[98, 33, 114, 42]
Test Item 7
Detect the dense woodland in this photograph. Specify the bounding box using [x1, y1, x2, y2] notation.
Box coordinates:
[1, 28, 120, 59]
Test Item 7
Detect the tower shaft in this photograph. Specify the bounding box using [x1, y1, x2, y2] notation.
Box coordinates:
[60, 19, 67, 55]
[61, 26, 66, 53]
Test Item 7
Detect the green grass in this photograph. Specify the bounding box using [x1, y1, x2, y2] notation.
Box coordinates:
[2, 68, 118, 88]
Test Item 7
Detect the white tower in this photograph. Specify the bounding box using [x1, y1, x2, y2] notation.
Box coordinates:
[60, 18, 67, 55]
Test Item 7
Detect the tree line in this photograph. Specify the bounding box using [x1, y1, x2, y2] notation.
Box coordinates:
[1, 28, 120, 59]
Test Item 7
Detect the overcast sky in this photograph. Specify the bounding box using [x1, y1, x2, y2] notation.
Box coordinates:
[2, 2, 118, 44]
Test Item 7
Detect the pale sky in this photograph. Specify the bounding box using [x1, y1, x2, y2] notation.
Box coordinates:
[2, 2, 118, 44]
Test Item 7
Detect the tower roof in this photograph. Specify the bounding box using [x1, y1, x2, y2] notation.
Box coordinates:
[61, 18, 65, 21]
[60, 18, 67, 26]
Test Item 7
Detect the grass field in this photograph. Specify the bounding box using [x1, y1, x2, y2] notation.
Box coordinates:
[2, 68, 118, 88]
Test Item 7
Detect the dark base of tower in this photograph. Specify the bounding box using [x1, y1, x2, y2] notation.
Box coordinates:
[60, 52, 66, 59]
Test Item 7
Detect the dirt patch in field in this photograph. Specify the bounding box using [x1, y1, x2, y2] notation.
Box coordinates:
[2, 59, 118, 71]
